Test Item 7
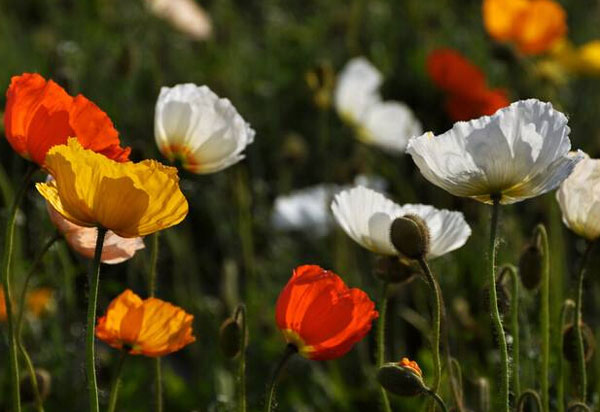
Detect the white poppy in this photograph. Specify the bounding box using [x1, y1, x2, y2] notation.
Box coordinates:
[146, 0, 212, 41]
[154, 83, 255, 174]
[359, 101, 423, 153]
[331, 186, 471, 259]
[271, 185, 339, 237]
[334, 57, 382, 125]
[556, 152, 600, 240]
[407, 99, 582, 204]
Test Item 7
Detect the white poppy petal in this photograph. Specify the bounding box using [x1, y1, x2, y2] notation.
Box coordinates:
[334, 57, 382, 125]
[360, 101, 423, 153]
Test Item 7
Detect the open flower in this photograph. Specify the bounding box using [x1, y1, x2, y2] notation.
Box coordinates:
[47, 198, 145, 264]
[4, 73, 130, 166]
[154, 83, 255, 174]
[334, 57, 422, 153]
[483, 0, 567, 55]
[556, 153, 600, 241]
[407, 99, 581, 205]
[36, 138, 188, 238]
[331, 186, 471, 258]
[96, 289, 195, 357]
[275, 265, 378, 361]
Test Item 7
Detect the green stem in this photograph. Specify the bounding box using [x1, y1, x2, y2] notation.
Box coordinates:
[14, 232, 59, 412]
[376, 282, 392, 412]
[499, 265, 520, 398]
[418, 259, 441, 399]
[235, 304, 247, 412]
[566, 402, 592, 412]
[86, 227, 107, 412]
[1, 164, 36, 412]
[558, 299, 576, 412]
[574, 241, 594, 402]
[107, 351, 128, 412]
[425, 389, 449, 412]
[533, 224, 550, 412]
[516, 389, 543, 412]
[487, 197, 509, 412]
[265, 344, 297, 412]
[147, 232, 163, 412]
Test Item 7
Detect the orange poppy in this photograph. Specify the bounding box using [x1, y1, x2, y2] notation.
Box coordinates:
[26, 288, 55, 318]
[275, 265, 378, 361]
[4, 73, 130, 166]
[398, 358, 422, 377]
[427, 49, 486, 98]
[445, 88, 510, 121]
[96, 289, 195, 357]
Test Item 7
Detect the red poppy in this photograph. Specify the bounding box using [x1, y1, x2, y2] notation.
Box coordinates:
[427, 49, 486, 98]
[445, 88, 510, 121]
[4, 73, 130, 166]
[275, 265, 378, 361]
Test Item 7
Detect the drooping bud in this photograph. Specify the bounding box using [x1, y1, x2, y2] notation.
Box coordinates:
[518, 243, 543, 290]
[390, 215, 431, 259]
[20, 368, 51, 404]
[563, 322, 596, 363]
[373, 256, 422, 284]
[219, 317, 242, 358]
[377, 358, 427, 397]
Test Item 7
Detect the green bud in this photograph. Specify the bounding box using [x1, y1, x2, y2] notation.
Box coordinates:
[563, 322, 596, 363]
[518, 244, 543, 290]
[390, 215, 430, 259]
[219, 317, 242, 358]
[373, 256, 421, 284]
[377, 359, 427, 397]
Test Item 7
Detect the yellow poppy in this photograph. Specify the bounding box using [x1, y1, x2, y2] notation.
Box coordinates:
[96, 289, 195, 357]
[36, 138, 188, 238]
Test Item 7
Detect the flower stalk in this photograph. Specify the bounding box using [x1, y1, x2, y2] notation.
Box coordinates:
[574, 241, 594, 402]
[148, 232, 163, 412]
[107, 350, 128, 412]
[499, 265, 520, 398]
[265, 344, 297, 412]
[376, 282, 392, 412]
[86, 227, 107, 412]
[234, 304, 247, 412]
[558, 299, 576, 412]
[533, 224, 550, 411]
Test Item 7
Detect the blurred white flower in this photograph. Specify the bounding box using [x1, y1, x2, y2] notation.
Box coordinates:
[407, 99, 582, 205]
[353, 174, 388, 193]
[334, 57, 422, 154]
[331, 186, 471, 259]
[146, 0, 212, 41]
[155, 84, 255, 174]
[47, 203, 145, 265]
[556, 152, 600, 240]
[271, 185, 339, 237]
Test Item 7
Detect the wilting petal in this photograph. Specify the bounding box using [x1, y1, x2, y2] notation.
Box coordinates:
[154, 83, 254, 174]
[556, 153, 600, 241]
[407, 99, 581, 204]
[275, 265, 378, 360]
[37, 139, 188, 237]
[331, 186, 471, 258]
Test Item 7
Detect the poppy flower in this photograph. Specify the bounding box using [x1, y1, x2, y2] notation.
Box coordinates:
[444, 88, 510, 121]
[4, 73, 130, 166]
[154, 83, 255, 174]
[483, 0, 566, 55]
[331, 186, 471, 259]
[46, 190, 145, 264]
[334, 57, 422, 153]
[556, 153, 600, 241]
[96, 289, 195, 357]
[275, 265, 378, 361]
[146, 0, 212, 41]
[26, 288, 54, 318]
[36, 138, 188, 238]
[407, 99, 582, 204]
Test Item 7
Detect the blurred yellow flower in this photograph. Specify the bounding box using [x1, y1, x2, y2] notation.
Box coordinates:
[26, 288, 54, 318]
[96, 289, 195, 357]
[36, 138, 188, 238]
[576, 41, 600, 75]
[483, 0, 566, 55]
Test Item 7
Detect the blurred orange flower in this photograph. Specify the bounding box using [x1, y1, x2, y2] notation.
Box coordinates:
[275, 265, 378, 361]
[427, 49, 510, 121]
[96, 289, 195, 357]
[483, 0, 567, 55]
[26, 288, 54, 318]
[399, 358, 422, 377]
[4, 73, 130, 166]
[0, 288, 6, 322]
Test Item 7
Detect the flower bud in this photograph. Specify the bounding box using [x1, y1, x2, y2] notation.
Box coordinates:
[373, 256, 421, 284]
[219, 317, 242, 358]
[377, 358, 427, 397]
[20, 368, 51, 404]
[390, 215, 431, 259]
[563, 322, 596, 363]
[518, 243, 543, 290]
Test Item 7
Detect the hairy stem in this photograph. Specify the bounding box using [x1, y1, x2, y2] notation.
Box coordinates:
[265, 344, 297, 412]
[107, 351, 128, 412]
[376, 282, 392, 412]
[574, 241, 594, 402]
[533, 225, 550, 412]
[235, 304, 247, 412]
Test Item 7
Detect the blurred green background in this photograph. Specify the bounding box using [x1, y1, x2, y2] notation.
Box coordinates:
[1, 0, 600, 410]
